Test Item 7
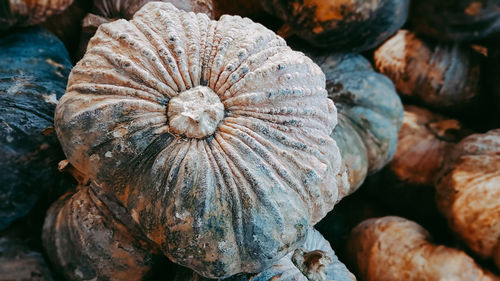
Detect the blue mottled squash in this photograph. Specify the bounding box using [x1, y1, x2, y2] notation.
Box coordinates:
[307, 52, 404, 197]
[0, 27, 72, 230]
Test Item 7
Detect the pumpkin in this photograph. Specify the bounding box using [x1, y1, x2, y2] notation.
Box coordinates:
[436, 129, 500, 270]
[77, 0, 213, 59]
[0, 27, 72, 230]
[0, 0, 74, 29]
[43, 183, 168, 281]
[260, 0, 409, 51]
[173, 228, 355, 281]
[410, 0, 500, 42]
[0, 236, 55, 281]
[374, 30, 482, 113]
[388, 105, 471, 187]
[308, 52, 403, 196]
[347, 216, 499, 281]
[54, 2, 341, 278]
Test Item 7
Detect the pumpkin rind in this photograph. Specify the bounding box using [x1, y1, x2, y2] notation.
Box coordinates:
[310, 53, 403, 196]
[0, 0, 74, 29]
[54, 2, 341, 278]
[436, 129, 500, 270]
[174, 228, 356, 281]
[0, 27, 72, 230]
[374, 30, 481, 112]
[0, 236, 55, 281]
[42, 183, 166, 281]
[261, 0, 409, 51]
[410, 0, 500, 42]
[347, 216, 498, 281]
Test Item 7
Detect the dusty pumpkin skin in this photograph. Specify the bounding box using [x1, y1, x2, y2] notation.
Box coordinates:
[260, 0, 409, 51]
[42, 183, 167, 281]
[374, 30, 482, 113]
[0, 27, 72, 230]
[173, 228, 356, 281]
[54, 2, 341, 278]
[436, 129, 500, 270]
[307, 53, 403, 197]
[410, 0, 500, 42]
[347, 216, 500, 281]
[0, 0, 74, 29]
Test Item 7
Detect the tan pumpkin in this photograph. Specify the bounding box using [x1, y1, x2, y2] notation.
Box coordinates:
[389, 105, 471, 187]
[0, 0, 74, 29]
[436, 129, 500, 270]
[53, 2, 341, 278]
[374, 30, 481, 112]
[42, 183, 167, 281]
[347, 216, 500, 281]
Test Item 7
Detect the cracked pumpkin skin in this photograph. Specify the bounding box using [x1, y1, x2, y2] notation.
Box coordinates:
[54, 2, 341, 278]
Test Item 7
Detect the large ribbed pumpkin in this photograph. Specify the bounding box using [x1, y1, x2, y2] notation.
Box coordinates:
[54, 2, 341, 278]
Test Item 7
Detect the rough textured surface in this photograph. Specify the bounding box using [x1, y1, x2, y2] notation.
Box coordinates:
[390, 105, 471, 187]
[78, 0, 213, 58]
[261, 0, 409, 51]
[0, 0, 74, 29]
[374, 30, 481, 112]
[174, 228, 356, 281]
[436, 129, 500, 270]
[54, 2, 341, 278]
[0, 236, 54, 281]
[309, 53, 403, 197]
[43, 183, 166, 281]
[0, 27, 72, 230]
[410, 0, 500, 42]
[347, 216, 500, 281]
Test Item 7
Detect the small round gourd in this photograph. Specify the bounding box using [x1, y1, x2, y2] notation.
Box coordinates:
[43, 183, 166, 281]
[0, 27, 72, 230]
[410, 0, 500, 42]
[374, 30, 481, 113]
[309, 53, 403, 196]
[174, 228, 355, 281]
[54, 2, 341, 278]
[260, 0, 409, 51]
[0, 0, 74, 29]
[347, 216, 499, 281]
[436, 129, 500, 270]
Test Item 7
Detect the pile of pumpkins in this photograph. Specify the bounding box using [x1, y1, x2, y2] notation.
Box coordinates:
[0, 0, 498, 280]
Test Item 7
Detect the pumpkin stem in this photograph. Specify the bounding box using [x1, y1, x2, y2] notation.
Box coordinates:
[292, 248, 333, 281]
[58, 160, 89, 186]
